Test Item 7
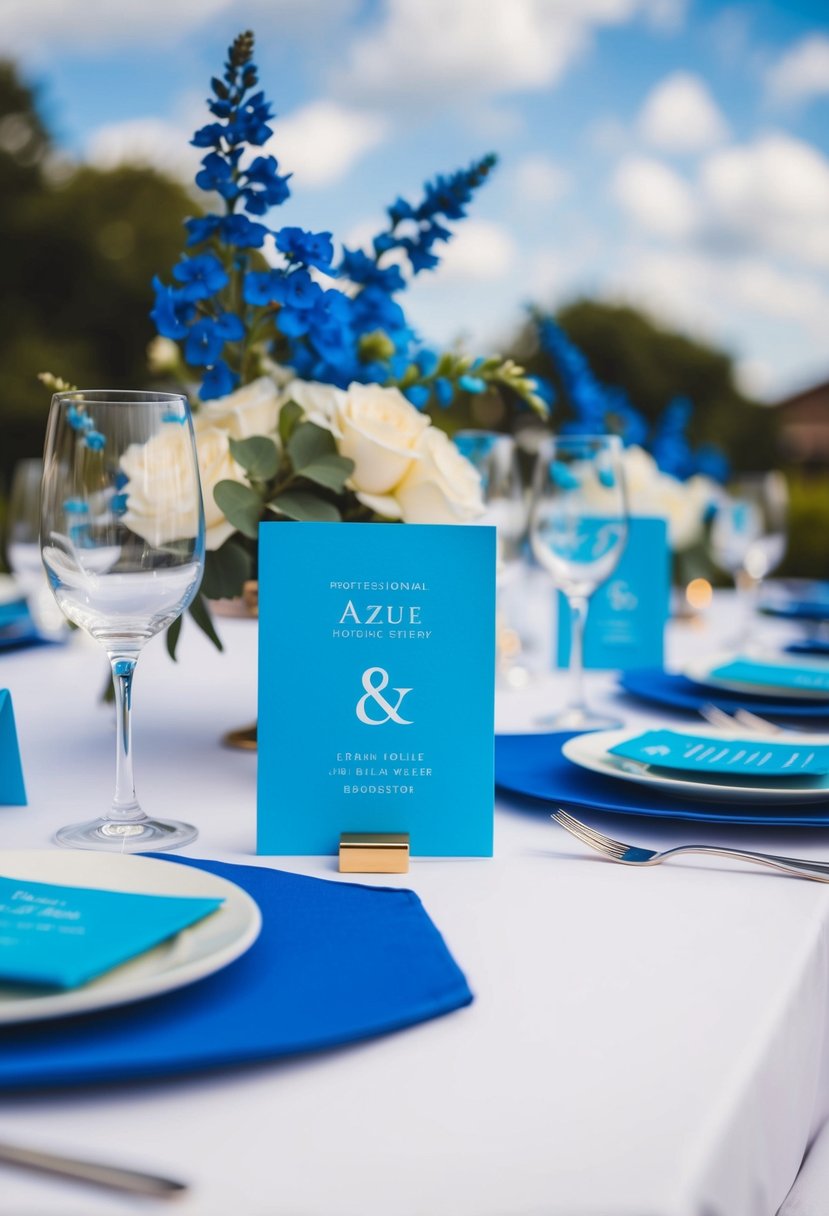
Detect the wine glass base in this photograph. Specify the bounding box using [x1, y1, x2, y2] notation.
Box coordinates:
[536, 706, 623, 732]
[54, 817, 198, 853]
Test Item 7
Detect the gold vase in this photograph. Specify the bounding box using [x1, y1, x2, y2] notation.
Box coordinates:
[220, 580, 259, 752]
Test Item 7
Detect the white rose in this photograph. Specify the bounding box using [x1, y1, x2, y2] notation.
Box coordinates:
[199, 376, 280, 440]
[281, 379, 345, 432]
[120, 420, 247, 552]
[615, 446, 710, 551]
[395, 427, 485, 524]
[332, 383, 430, 516]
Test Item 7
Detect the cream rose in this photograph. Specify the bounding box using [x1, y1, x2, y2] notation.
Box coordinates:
[394, 427, 485, 524]
[199, 376, 281, 440]
[601, 445, 713, 551]
[120, 420, 246, 551]
[332, 383, 430, 514]
[280, 378, 345, 431]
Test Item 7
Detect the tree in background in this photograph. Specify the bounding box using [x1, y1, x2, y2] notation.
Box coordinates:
[0, 61, 194, 486]
[511, 299, 780, 473]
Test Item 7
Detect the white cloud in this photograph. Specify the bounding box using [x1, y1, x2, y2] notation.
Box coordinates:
[766, 34, 829, 107]
[85, 118, 201, 180]
[638, 71, 729, 153]
[266, 102, 387, 188]
[0, 0, 355, 57]
[335, 0, 686, 107]
[513, 154, 570, 205]
[612, 156, 698, 238]
[700, 133, 829, 269]
[433, 220, 517, 282]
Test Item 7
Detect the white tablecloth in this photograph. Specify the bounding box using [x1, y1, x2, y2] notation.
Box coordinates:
[0, 598, 827, 1216]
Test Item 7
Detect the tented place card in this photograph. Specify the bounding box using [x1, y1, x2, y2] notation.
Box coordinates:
[0, 690, 26, 806]
[610, 730, 829, 777]
[0, 877, 223, 989]
[556, 517, 669, 671]
[257, 522, 496, 856]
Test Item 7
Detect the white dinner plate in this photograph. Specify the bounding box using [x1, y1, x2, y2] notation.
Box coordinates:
[0, 851, 261, 1025]
[683, 652, 829, 702]
[562, 726, 829, 805]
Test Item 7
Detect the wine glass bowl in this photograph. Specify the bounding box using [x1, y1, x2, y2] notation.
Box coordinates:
[530, 435, 628, 730]
[40, 390, 205, 852]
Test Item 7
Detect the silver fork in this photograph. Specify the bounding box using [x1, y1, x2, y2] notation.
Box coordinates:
[700, 702, 790, 736]
[551, 807, 829, 882]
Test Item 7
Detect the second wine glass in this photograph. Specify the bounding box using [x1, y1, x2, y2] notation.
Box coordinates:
[530, 434, 628, 731]
[41, 389, 206, 852]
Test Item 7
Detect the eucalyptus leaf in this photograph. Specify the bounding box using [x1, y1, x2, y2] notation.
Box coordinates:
[297, 453, 355, 493]
[213, 479, 262, 540]
[200, 539, 254, 600]
[229, 435, 279, 481]
[165, 614, 183, 662]
[189, 594, 223, 652]
[278, 401, 303, 446]
[287, 421, 336, 471]
[270, 491, 341, 522]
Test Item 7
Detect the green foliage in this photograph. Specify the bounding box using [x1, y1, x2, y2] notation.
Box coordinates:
[228, 436, 278, 482]
[269, 492, 341, 522]
[779, 472, 829, 580]
[201, 539, 253, 600]
[213, 480, 262, 540]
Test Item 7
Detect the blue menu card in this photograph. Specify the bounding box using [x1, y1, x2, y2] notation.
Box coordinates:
[0, 876, 222, 989]
[257, 523, 496, 856]
[710, 657, 829, 695]
[557, 517, 669, 671]
[609, 729, 829, 777]
[0, 689, 26, 805]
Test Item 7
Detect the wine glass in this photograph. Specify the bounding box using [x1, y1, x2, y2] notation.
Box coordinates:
[454, 431, 529, 685]
[40, 390, 205, 851]
[6, 458, 65, 635]
[711, 472, 788, 645]
[530, 434, 628, 730]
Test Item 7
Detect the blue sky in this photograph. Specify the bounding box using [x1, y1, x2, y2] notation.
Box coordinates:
[4, 0, 829, 400]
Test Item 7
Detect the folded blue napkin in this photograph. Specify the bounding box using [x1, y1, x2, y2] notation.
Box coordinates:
[0, 875, 223, 989]
[495, 732, 829, 826]
[0, 857, 472, 1090]
[710, 658, 829, 695]
[609, 729, 829, 777]
[0, 598, 55, 655]
[619, 667, 829, 721]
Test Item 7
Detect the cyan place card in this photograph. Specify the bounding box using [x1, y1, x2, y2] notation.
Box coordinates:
[609, 729, 829, 777]
[0, 876, 223, 989]
[257, 522, 496, 856]
[557, 517, 669, 671]
[710, 658, 829, 695]
[0, 690, 26, 806]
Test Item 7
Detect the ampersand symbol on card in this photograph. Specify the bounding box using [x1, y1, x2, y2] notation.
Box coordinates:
[356, 667, 413, 726]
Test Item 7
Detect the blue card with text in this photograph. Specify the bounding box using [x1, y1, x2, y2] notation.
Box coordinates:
[710, 657, 829, 695]
[610, 730, 829, 777]
[257, 523, 496, 856]
[0, 690, 26, 805]
[556, 517, 669, 671]
[0, 876, 222, 989]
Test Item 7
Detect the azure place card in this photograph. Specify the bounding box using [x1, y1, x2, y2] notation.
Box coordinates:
[610, 729, 829, 777]
[709, 657, 829, 695]
[557, 517, 669, 671]
[0, 690, 26, 805]
[0, 877, 222, 989]
[257, 522, 496, 856]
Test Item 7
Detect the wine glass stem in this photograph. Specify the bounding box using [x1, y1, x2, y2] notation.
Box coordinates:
[567, 595, 589, 713]
[109, 654, 144, 822]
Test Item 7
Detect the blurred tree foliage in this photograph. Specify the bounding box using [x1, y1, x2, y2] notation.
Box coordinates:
[511, 299, 781, 472]
[0, 60, 194, 487]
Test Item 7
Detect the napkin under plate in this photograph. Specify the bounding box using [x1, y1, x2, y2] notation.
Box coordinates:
[619, 668, 829, 721]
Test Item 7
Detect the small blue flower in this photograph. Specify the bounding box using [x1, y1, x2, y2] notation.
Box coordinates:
[221, 214, 269, 248]
[195, 152, 238, 200]
[66, 405, 86, 431]
[416, 348, 438, 376]
[243, 270, 287, 306]
[340, 248, 406, 294]
[172, 252, 229, 301]
[63, 498, 89, 514]
[283, 270, 324, 311]
[403, 385, 430, 409]
[434, 377, 453, 408]
[276, 227, 335, 271]
[162, 411, 186, 424]
[241, 155, 290, 213]
[458, 374, 486, 394]
[185, 318, 226, 366]
[215, 311, 245, 341]
[84, 430, 106, 451]
[200, 360, 239, 400]
[191, 122, 225, 148]
[550, 461, 580, 491]
[185, 215, 222, 247]
[110, 492, 128, 515]
[388, 197, 415, 224]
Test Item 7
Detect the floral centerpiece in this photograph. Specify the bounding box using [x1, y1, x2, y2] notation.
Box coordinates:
[145, 30, 547, 651]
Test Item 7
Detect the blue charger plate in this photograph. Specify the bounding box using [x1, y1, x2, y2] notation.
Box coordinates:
[495, 731, 829, 826]
[618, 667, 829, 722]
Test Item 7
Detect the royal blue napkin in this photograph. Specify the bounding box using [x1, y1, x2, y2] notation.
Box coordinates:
[787, 639, 829, 658]
[0, 876, 223, 989]
[619, 667, 829, 721]
[710, 657, 829, 695]
[0, 857, 472, 1090]
[608, 729, 829, 777]
[0, 599, 57, 655]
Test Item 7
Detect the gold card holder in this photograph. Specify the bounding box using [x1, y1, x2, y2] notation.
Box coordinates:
[339, 832, 410, 874]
